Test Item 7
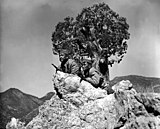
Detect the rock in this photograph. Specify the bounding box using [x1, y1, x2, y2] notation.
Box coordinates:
[135, 93, 160, 116]
[53, 71, 107, 107]
[112, 80, 133, 91]
[10, 71, 160, 129]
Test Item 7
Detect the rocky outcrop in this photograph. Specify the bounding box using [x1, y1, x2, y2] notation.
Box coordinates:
[9, 71, 160, 129]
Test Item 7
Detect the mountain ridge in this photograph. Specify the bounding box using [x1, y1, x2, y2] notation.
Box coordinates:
[0, 88, 54, 129]
[110, 75, 160, 93]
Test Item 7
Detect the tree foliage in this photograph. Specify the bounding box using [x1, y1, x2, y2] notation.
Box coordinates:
[51, 2, 130, 66]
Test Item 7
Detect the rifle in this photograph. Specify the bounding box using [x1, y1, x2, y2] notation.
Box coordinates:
[51, 63, 61, 72]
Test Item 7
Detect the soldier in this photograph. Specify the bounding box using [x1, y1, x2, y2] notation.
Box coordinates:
[81, 58, 103, 88]
[58, 51, 81, 75]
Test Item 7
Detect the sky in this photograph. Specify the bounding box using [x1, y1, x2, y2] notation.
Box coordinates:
[1, 0, 160, 97]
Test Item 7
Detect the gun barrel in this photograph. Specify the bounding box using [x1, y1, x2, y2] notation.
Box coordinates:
[52, 64, 61, 72]
[52, 64, 58, 69]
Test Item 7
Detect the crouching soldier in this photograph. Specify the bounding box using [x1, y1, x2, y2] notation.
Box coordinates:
[81, 59, 103, 88]
[80, 58, 114, 94]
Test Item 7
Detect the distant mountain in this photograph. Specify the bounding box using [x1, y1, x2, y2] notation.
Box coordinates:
[110, 75, 160, 93]
[0, 88, 54, 129]
[21, 92, 55, 125]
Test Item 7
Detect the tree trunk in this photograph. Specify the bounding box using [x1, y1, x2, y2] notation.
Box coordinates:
[88, 41, 109, 81]
[93, 56, 110, 81]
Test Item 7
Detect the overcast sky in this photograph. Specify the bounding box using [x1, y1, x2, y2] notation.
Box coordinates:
[1, 0, 160, 97]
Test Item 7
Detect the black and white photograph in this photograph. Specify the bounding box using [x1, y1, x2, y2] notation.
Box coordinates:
[1, 0, 160, 128]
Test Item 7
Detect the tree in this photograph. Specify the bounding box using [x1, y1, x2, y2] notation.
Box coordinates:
[51, 2, 130, 81]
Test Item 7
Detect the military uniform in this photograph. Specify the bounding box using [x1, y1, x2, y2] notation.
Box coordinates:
[58, 59, 80, 75]
[83, 67, 102, 88]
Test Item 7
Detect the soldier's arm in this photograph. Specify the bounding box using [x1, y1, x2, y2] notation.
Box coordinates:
[85, 70, 101, 87]
[69, 60, 80, 74]
[57, 65, 61, 70]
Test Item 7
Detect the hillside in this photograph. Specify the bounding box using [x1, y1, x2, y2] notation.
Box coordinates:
[0, 88, 54, 129]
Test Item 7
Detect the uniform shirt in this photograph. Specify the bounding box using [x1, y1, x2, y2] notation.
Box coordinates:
[84, 67, 102, 87]
[59, 59, 80, 75]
